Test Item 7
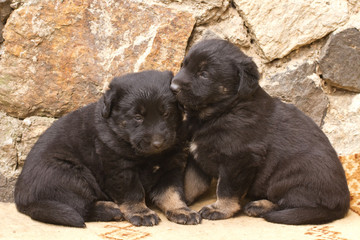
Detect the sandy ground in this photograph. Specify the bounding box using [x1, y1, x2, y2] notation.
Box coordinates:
[1, 194, 360, 240]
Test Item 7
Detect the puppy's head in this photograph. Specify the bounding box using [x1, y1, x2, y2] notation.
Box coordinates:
[171, 39, 260, 110]
[101, 70, 181, 155]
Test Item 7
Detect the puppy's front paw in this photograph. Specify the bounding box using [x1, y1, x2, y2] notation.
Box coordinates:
[128, 211, 160, 227]
[199, 198, 241, 220]
[120, 203, 160, 226]
[199, 205, 229, 220]
[166, 207, 201, 225]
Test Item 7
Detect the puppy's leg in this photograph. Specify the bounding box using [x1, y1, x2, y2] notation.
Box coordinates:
[17, 200, 86, 228]
[199, 162, 256, 220]
[152, 186, 201, 225]
[86, 201, 124, 222]
[184, 158, 212, 205]
[15, 160, 104, 228]
[244, 200, 279, 217]
[106, 169, 160, 226]
[151, 167, 201, 225]
[261, 188, 349, 225]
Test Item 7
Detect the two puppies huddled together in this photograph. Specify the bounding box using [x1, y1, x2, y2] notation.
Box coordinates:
[15, 39, 350, 227]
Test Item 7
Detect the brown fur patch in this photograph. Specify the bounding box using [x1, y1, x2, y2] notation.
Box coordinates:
[184, 165, 211, 204]
[119, 202, 156, 218]
[218, 85, 229, 93]
[152, 187, 187, 212]
[119, 201, 159, 226]
[244, 199, 278, 217]
[200, 197, 241, 220]
[213, 197, 241, 215]
[152, 187, 201, 225]
[95, 201, 120, 209]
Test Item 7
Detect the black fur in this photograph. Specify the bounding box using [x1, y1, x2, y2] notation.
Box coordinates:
[15, 70, 200, 227]
[171, 39, 350, 225]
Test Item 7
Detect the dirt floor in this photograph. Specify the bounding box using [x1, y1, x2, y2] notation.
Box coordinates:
[1, 193, 360, 240]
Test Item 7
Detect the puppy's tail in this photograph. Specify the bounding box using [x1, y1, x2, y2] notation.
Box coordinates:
[263, 207, 348, 225]
[17, 201, 86, 228]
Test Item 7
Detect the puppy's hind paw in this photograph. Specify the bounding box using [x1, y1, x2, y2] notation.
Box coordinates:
[244, 199, 278, 217]
[166, 207, 201, 225]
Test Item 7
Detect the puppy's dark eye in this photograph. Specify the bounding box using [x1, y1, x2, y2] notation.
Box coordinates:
[199, 71, 209, 79]
[180, 61, 184, 68]
[163, 112, 169, 118]
[134, 114, 144, 122]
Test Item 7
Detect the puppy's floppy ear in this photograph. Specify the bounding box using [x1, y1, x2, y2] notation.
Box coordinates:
[163, 70, 174, 84]
[101, 87, 116, 118]
[237, 57, 260, 98]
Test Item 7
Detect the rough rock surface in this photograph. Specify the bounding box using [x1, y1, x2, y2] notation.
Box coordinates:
[262, 62, 329, 126]
[348, 0, 360, 14]
[0, 112, 21, 202]
[0, 112, 54, 201]
[234, 0, 349, 61]
[322, 92, 360, 155]
[0, 112, 54, 202]
[189, 7, 249, 48]
[143, 0, 229, 25]
[0, 0, 13, 43]
[16, 116, 55, 166]
[0, 0, 195, 118]
[319, 28, 360, 92]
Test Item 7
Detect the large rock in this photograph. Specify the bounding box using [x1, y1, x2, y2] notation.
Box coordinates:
[322, 92, 360, 155]
[0, 0, 13, 43]
[233, 0, 349, 61]
[318, 28, 360, 93]
[0, 112, 21, 202]
[348, 0, 360, 14]
[0, 112, 55, 202]
[189, 7, 249, 48]
[144, 0, 229, 25]
[0, 0, 195, 118]
[262, 62, 329, 126]
[16, 116, 55, 166]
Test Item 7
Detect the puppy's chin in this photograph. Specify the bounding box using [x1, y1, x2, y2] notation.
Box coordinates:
[131, 140, 175, 156]
[133, 147, 168, 156]
[175, 94, 204, 111]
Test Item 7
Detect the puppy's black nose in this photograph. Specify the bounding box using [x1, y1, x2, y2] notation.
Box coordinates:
[151, 137, 164, 149]
[170, 82, 181, 94]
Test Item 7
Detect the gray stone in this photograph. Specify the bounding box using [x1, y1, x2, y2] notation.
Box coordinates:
[319, 28, 360, 93]
[16, 116, 55, 166]
[0, 112, 55, 202]
[262, 62, 329, 126]
[0, 173, 17, 202]
[0, 0, 12, 43]
[322, 92, 360, 155]
[0, 112, 21, 202]
[142, 0, 229, 25]
[0, 0, 12, 24]
[233, 0, 349, 61]
[0, 22, 4, 43]
[189, 7, 249, 48]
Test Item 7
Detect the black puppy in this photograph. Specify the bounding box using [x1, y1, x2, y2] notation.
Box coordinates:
[15, 70, 200, 227]
[170, 39, 350, 225]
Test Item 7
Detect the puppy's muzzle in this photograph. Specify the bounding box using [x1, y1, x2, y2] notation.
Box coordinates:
[151, 135, 165, 150]
[170, 82, 181, 94]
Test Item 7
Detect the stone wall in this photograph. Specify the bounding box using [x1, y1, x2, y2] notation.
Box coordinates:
[0, 0, 359, 202]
